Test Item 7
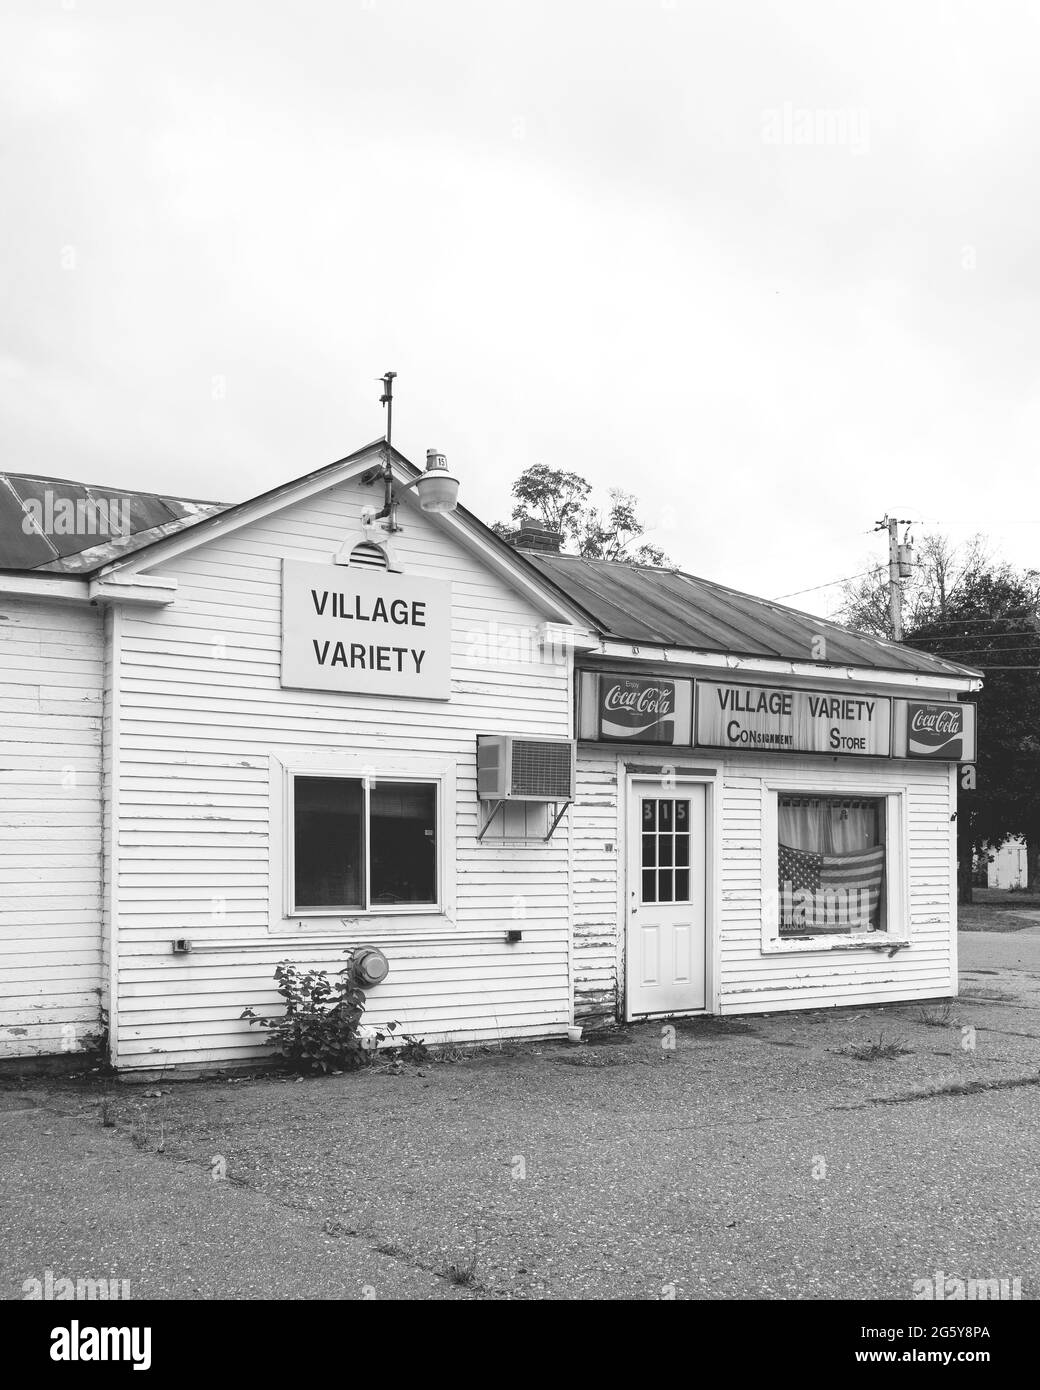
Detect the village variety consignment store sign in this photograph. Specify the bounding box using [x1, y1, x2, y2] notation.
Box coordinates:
[576, 672, 974, 761]
[695, 680, 890, 755]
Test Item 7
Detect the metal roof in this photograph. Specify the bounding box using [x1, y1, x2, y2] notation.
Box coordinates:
[0, 442, 412, 578]
[0, 472, 225, 574]
[524, 552, 982, 681]
[0, 460, 980, 682]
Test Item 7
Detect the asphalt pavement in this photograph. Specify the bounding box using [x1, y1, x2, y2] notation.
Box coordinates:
[1, 922, 1037, 1300]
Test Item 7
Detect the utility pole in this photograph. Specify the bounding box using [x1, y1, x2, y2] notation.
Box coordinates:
[874, 516, 914, 641]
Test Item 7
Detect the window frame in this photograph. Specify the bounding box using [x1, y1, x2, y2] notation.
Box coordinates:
[288, 771, 440, 916]
[761, 780, 909, 954]
[270, 752, 455, 932]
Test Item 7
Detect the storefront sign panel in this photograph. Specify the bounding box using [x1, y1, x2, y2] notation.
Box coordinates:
[599, 676, 683, 743]
[576, 671, 693, 744]
[695, 681, 891, 756]
[281, 560, 451, 699]
[895, 700, 976, 761]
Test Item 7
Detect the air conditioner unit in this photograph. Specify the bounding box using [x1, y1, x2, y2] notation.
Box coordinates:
[477, 735, 576, 801]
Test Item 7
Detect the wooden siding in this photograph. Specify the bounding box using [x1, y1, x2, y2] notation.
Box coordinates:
[111, 477, 574, 1071]
[0, 599, 104, 1058]
[573, 746, 957, 1020]
[715, 755, 957, 1012]
[572, 752, 621, 1026]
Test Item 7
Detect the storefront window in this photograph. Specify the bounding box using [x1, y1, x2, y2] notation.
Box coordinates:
[292, 776, 437, 912]
[778, 795, 886, 936]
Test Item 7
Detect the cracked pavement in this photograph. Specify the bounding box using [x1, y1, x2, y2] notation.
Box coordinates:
[1, 923, 1038, 1300]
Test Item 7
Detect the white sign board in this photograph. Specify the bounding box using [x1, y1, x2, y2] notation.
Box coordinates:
[281, 560, 452, 700]
[695, 681, 891, 756]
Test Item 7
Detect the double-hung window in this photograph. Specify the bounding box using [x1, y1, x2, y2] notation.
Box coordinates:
[291, 774, 438, 913]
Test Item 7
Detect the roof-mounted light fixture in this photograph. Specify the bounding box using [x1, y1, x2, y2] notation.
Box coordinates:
[360, 372, 460, 532]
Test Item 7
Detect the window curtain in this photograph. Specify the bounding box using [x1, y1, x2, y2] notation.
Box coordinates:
[778, 797, 879, 855]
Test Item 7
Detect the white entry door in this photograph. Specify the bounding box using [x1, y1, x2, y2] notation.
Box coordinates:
[626, 781, 707, 1017]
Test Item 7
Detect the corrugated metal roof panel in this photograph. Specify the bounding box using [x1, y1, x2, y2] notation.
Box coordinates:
[0, 441, 390, 579]
[0, 476, 59, 568]
[524, 553, 980, 680]
[0, 473, 225, 573]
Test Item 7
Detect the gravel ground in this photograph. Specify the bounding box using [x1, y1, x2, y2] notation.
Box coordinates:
[2, 918, 1038, 1301]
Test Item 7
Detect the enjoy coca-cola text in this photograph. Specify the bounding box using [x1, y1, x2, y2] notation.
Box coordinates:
[910, 708, 961, 736]
[603, 684, 673, 717]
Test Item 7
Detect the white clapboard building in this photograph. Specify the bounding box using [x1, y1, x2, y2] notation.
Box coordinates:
[0, 443, 981, 1073]
[985, 837, 1028, 891]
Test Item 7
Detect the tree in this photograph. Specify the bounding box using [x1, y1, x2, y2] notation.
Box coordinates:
[837, 536, 1040, 902]
[505, 464, 592, 539]
[495, 464, 668, 566]
[838, 532, 993, 639]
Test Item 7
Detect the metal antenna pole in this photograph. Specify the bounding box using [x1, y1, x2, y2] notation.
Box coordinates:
[379, 371, 396, 518]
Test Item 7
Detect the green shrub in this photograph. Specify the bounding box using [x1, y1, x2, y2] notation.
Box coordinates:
[241, 960, 395, 1074]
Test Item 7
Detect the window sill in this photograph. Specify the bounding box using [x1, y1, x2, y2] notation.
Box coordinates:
[762, 935, 910, 955]
[274, 909, 450, 934]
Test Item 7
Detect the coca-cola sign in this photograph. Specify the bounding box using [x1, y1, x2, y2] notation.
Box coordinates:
[599, 678, 676, 743]
[904, 701, 973, 759]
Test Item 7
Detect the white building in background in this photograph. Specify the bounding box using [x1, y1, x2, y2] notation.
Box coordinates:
[987, 837, 1029, 891]
[0, 441, 982, 1075]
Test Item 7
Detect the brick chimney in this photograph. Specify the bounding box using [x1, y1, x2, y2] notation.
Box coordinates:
[503, 513, 563, 554]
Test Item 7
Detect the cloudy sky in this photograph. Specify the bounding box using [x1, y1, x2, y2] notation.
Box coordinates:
[2, 0, 1038, 614]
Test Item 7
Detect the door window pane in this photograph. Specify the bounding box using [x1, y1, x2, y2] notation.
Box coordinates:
[370, 782, 437, 905]
[641, 797, 696, 904]
[294, 777, 364, 908]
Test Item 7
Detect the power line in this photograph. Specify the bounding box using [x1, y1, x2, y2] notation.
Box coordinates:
[909, 617, 1040, 626]
[907, 637, 1040, 648]
[904, 647, 1040, 661]
[909, 652, 1040, 661]
[912, 518, 1040, 527]
[773, 567, 884, 601]
[909, 626, 1040, 634]
[908, 636, 1040, 647]
[909, 656, 1040, 664]
[896, 617, 1040, 629]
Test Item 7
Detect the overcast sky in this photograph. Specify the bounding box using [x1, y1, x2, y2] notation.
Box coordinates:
[2, 0, 1038, 615]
